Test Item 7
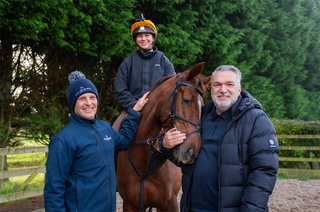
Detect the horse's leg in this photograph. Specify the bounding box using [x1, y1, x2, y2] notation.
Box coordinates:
[157, 190, 179, 212]
[156, 196, 179, 212]
[123, 200, 144, 212]
[168, 196, 179, 212]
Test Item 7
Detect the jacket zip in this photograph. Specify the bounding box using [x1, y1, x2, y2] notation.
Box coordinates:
[217, 118, 236, 211]
[94, 134, 105, 164]
[75, 178, 78, 212]
[92, 123, 113, 212]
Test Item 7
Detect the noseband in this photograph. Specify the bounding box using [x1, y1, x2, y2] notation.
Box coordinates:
[158, 76, 203, 138]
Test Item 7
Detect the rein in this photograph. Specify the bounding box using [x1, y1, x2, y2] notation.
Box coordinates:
[128, 76, 203, 212]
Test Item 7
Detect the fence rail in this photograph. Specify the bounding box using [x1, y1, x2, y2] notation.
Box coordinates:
[0, 135, 319, 203]
[277, 135, 320, 139]
[277, 135, 320, 179]
[0, 146, 47, 204]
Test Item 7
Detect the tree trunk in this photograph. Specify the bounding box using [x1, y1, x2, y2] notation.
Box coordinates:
[0, 39, 14, 189]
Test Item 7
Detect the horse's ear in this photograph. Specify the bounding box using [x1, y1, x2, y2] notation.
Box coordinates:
[203, 76, 211, 88]
[187, 62, 205, 80]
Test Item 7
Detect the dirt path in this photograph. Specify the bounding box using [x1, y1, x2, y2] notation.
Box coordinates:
[1, 179, 320, 212]
[268, 179, 320, 212]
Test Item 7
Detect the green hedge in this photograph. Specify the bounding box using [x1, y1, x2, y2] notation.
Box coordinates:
[271, 119, 320, 169]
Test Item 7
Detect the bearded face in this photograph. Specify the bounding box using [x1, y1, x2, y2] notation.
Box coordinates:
[211, 71, 241, 115]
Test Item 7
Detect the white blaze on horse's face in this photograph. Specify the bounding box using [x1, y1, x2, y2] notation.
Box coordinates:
[198, 95, 203, 120]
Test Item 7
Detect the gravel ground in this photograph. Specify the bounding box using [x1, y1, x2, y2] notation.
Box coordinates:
[1, 179, 320, 212]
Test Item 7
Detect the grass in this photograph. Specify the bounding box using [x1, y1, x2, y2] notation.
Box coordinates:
[1, 173, 45, 195]
[7, 152, 46, 169]
[277, 173, 288, 180]
[297, 176, 311, 181]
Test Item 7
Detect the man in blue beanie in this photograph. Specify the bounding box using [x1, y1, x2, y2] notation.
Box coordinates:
[44, 71, 149, 212]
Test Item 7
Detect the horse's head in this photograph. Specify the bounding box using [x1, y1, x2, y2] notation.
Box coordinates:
[156, 62, 211, 164]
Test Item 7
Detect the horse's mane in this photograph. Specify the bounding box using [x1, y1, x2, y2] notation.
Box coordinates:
[149, 75, 177, 93]
[150, 71, 207, 95]
[188, 72, 208, 96]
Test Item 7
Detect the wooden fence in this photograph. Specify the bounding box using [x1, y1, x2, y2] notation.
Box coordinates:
[0, 134, 319, 204]
[0, 146, 47, 204]
[277, 135, 320, 179]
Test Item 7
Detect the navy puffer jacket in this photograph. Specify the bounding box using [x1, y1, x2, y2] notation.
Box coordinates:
[180, 90, 279, 212]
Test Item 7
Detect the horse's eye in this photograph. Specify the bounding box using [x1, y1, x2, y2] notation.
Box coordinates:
[182, 97, 189, 105]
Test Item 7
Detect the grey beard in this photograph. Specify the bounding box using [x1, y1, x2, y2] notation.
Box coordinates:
[211, 93, 236, 114]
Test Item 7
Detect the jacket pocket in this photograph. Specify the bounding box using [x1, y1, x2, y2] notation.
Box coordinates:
[238, 144, 243, 168]
[238, 144, 245, 187]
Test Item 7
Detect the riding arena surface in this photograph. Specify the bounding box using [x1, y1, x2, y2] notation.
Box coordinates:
[0, 179, 319, 212]
[116, 179, 320, 212]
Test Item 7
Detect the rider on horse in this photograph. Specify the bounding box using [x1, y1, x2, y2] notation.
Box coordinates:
[113, 14, 176, 130]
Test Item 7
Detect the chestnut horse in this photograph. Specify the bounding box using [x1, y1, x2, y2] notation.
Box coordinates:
[116, 62, 211, 211]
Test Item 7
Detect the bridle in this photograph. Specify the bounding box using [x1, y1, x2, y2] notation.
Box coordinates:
[133, 76, 203, 145]
[158, 76, 203, 137]
[129, 75, 204, 212]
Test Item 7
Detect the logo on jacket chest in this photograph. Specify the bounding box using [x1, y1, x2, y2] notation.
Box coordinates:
[104, 135, 112, 141]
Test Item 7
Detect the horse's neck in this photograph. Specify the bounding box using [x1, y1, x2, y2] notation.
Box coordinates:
[135, 95, 163, 141]
[135, 78, 176, 141]
[135, 110, 161, 141]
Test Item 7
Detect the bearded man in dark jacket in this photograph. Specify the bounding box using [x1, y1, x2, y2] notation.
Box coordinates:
[160, 65, 279, 212]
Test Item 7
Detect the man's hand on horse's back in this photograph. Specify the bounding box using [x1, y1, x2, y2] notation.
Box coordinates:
[133, 92, 149, 112]
[163, 128, 186, 149]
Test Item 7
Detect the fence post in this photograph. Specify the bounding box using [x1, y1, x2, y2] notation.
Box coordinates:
[0, 155, 4, 194]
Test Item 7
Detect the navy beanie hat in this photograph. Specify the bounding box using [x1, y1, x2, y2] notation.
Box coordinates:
[67, 71, 99, 111]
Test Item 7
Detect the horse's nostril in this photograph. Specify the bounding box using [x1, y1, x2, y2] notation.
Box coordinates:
[186, 147, 195, 160]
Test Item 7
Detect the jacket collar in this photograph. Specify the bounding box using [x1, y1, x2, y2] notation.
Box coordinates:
[137, 47, 158, 59]
[202, 90, 263, 121]
[71, 111, 97, 126]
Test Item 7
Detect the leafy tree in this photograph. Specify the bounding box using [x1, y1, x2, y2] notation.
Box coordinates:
[300, 0, 320, 120]
[246, 0, 320, 120]
[0, 0, 134, 148]
[1, 0, 320, 152]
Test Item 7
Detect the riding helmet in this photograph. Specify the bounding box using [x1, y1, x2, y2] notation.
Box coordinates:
[131, 14, 157, 51]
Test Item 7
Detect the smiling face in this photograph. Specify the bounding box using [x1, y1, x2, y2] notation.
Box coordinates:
[211, 70, 241, 115]
[135, 33, 155, 50]
[74, 93, 97, 120]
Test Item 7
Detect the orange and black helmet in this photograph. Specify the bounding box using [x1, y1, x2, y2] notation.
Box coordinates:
[131, 14, 157, 50]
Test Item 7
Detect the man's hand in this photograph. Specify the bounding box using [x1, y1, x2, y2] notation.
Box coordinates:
[133, 92, 149, 112]
[163, 128, 186, 149]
